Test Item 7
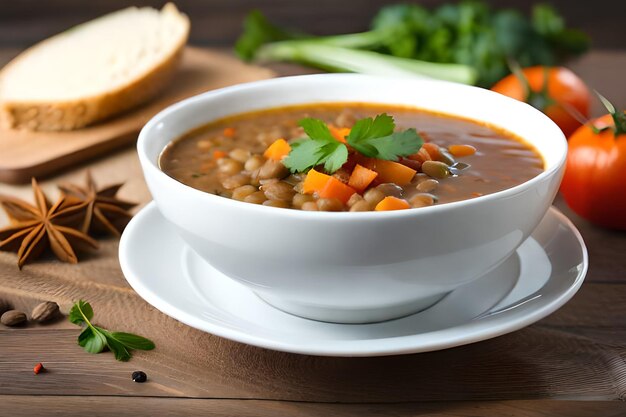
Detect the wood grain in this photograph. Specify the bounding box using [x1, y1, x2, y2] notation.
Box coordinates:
[1, 396, 625, 417]
[0, 47, 273, 184]
[0, 152, 625, 407]
[0, 48, 625, 415]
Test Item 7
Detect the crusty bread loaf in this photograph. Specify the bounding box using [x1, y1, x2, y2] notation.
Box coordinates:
[0, 3, 189, 131]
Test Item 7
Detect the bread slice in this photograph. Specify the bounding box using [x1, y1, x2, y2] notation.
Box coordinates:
[0, 3, 189, 131]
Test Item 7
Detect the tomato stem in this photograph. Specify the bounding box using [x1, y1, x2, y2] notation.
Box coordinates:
[595, 92, 626, 137]
[507, 60, 555, 112]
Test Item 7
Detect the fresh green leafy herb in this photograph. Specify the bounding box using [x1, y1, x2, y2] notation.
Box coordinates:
[236, 2, 589, 87]
[283, 118, 348, 173]
[69, 300, 155, 362]
[347, 114, 423, 159]
[283, 114, 423, 174]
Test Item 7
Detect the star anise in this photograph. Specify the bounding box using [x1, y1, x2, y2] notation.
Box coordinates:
[59, 172, 136, 237]
[0, 179, 99, 269]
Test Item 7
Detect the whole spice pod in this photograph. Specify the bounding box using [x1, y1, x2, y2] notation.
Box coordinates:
[1, 310, 27, 326]
[31, 301, 60, 323]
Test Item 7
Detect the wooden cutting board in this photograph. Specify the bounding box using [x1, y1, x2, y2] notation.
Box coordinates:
[0, 47, 274, 184]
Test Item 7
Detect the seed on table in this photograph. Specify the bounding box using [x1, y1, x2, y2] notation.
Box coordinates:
[409, 193, 436, 208]
[301, 201, 319, 211]
[229, 148, 250, 163]
[448, 144, 477, 157]
[232, 185, 257, 201]
[363, 188, 386, 206]
[33, 363, 45, 375]
[416, 179, 439, 193]
[221, 173, 251, 189]
[350, 200, 371, 212]
[1, 310, 27, 326]
[261, 181, 296, 202]
[132, 371, 147, 383]
[422, 161, 451, 179]
[217, 158, 244, 175]
[317, 198, 344, 212]
[244, 191, 267, 205]
[31, 301, 60, 323]
[292, 193, 314, 209]
[263, 199, 290, 208]
[244, 155, 265, 171]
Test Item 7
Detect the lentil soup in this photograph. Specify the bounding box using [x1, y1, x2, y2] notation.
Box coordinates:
[159, 103, 544, 211]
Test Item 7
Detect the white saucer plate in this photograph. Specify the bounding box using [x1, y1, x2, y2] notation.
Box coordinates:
[119, 203, 588, 357]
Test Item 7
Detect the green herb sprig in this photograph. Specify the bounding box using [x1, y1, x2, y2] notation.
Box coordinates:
[283, 113, 423, 174]
[69, 300, 155, 362]
[236, 3, 589, 87]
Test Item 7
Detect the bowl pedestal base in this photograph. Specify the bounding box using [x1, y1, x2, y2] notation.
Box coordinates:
[255, 292, 447, 324]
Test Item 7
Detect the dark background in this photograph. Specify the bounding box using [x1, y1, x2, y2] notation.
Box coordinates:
[1, 0, 625, 49]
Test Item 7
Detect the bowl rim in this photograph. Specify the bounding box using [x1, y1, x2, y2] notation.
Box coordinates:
[137, 73, 567, 221]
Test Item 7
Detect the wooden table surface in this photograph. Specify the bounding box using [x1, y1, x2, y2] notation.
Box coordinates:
[1, 45, 626, 416]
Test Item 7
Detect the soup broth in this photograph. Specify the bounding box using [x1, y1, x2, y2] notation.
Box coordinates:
[160, 103, 544, 211]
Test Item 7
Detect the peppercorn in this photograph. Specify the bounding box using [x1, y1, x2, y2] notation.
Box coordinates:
[33, 363, 45, 374]
[131, 370, 147, 383]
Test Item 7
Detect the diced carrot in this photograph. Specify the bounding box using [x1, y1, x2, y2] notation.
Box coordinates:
[364, 159, 416, 185]
[213, 150, 227, 159]
[448, 144, 477, 157]
[375, 196, 410, 211]
[303, 169, 332, 194]
[422, 143, 442, 160]
[223, 127, 236, 138]
[264, 138, 292, 161]
[348, 164, 378, 192]
[318, 177, 356, 204]
[408, 147, 432, 163]
[329, 126, 350, 143]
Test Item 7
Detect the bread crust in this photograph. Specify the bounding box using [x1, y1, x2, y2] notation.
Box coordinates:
[0, 5, 189, 132]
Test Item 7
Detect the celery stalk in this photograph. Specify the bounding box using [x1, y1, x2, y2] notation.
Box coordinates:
[256, 41, 478, 85]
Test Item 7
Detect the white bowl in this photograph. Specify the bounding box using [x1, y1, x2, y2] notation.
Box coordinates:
[137, 74, 567, 324]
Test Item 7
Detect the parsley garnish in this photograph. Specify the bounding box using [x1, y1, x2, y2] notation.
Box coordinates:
[283, 113, 423, 174]
[69, 300, 155, 362]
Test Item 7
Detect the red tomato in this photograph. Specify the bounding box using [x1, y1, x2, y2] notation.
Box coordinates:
[560, 112, 626, 230]
[491, 66, 590, 137]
